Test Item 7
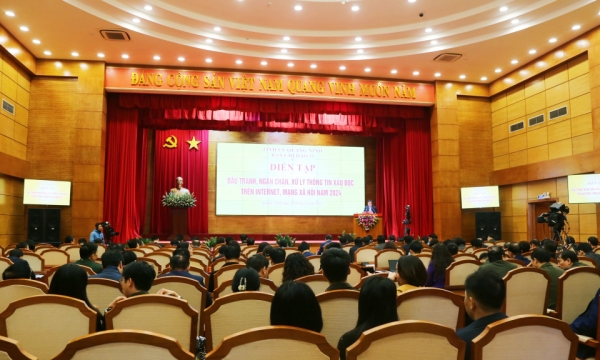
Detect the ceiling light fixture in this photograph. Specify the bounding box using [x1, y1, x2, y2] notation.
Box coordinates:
[340, 65, 346, 70]
[153, 55, 160, 60]
[288, 62, 294, 67]
[283, 36, 290, 41]
[425, 28, 432, 33]
[500, 6, 508, 11]
[97, 53, 105, 58]
[549, 38, 557, 43]
[206, 58, 213, 63]
[214, 26, 221, 31]
[310, 64, 317, 68]
[281, 49, 288, 53]
[19, 26, 28, 32]
[434, 72, 441, 77]
[144, 5, 153, 10]
[529, 49, 536, 54]
[236, 60, 242, 64]
[122, 54, 129, 59]
[511, 19, 519, 24]
[32, 39, 40, 44]
[365, 68, 371, 72]
[481, 76, 488, 80]
[495, 68, 501, 73]
[431, 40, 438, 45]
[357, 49, 364, 53]
[132, 18, 140, 23]
[351, 5, 359, 11]
[5, 11, 15, 17]
[511, 59, 518, 64]
[355, 37, 362, 41]
[261, 61, 268, 65]
[294, 5, 302, 10]
[408, 0, 416, 2]
[391, 69, 398, 74]
[71, 52, 79, 57]
[178, 56, 185, 61]
[206, 39, 213, 43]
[459, 75, 466, 79]
[43, 51, 51, 55]
[413, 71, 420, 75]
[572, 24, 581, 30]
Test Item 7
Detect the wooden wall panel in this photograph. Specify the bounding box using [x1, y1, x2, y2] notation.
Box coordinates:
[206, 131, 376, 235]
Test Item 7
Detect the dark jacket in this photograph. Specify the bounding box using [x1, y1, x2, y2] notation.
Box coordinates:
[158, 270, 212, 307]
[89, 266, 122, 282]
[456, 312, 508, 360]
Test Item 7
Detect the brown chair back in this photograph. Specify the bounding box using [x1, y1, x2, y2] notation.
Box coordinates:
[316, 290, 360, 348]
[62, 246, 81, 262]
[20, 254, 44, 272]
[213, 278, 278, 299]
[39, 249, 70, 267]
[502, 267, 550, 317]
[0, 335, 36, 360]
[374, 249, 403, 269]
[396, 288, 465, 330]
[556, 267, 600, 323]
[86, 278, 122, 312]
[295, 274, 330, 295]
[267, 263, 285, 287]
[137, 257, 162, 274]
[444, 259, 480, 290]
[0, 279, 48, 315]
[213, 264, 246, 289]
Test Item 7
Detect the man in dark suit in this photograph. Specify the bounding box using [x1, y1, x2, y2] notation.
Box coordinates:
[578, 242, 600, 266]
[322, 249, 356, 291]
[348, 237, 363, 262]
[570, 287, 600, 359]
[317, 234, 333, 255]
[159, 253, 212, 307]
[89, 250, 123, 281]
[456, 270, 507, 360]
[364, 200, 377, 214]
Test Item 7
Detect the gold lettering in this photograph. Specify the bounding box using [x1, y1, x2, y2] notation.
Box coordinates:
[138, 72, 146, 86]
[155, 74, 163, 86]
[359, 84, 369, 96]
[131, 72, 139, 85]
[407, 86, 416, 98]
[168, 74, 176, 87]
[229, 77, 237, 89]
[347, 83, 355, 95]
[287, 80, 296, 94]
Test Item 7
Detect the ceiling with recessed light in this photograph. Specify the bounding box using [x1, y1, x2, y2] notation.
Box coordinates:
[1, 0, 600, 83]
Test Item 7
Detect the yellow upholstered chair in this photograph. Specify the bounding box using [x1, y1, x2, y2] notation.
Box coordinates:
[142, 244, 162, 252]
[206, 326, 338, 360]
[316, 290, 360, 348]
[20, 254, 43, 272]
[578, 256, 598, 268]
[284, 248, 300, 258]
[396, 288, 465, 330]
[191, 253, 211, 270]
[211, 258, 247, 272]
[136, 246, 154, 255]
[51, 330, 194, 360]
[136, 257, 162, 274]
[554, 267, 600, 323]
[86, 278, 122, 312]
[342, 244, 353, 254]
[0, 258, 13, 278]
[0, 295, 96, 360]
[0, 280, 48, 315]
[346, 320, 465, 360]
[105, 294, 198, 353]
[267, 263, 285, 287]
[444, 259, 480, 290]
[214, 278, 278, 299]
[504, 258, 525, 267]
[503, 267, 550, 317]
[354, 273, 387, 290]
[213, 264, 246, 290]
[451, 253, 479, 262]
[33, 246, 53, 255]
[306, 255, 321, 271]
[95, 246, 106, 258]
[242, 246, 258, 257]
[471, 315, 577, 360]
[62, 246, 80, 263]
[144, 253, 171, 270]
[204, 292, 273, 351]
[414, 253, 431, 269]
[347, 263, 364, 287]
[295, 274, 330, 295]
[0, 335, 36, 360]
[39, 249, 69, 268]
[354, 247, 378, 263]
[374, 249, 403, 270]
[128, 248, 147, 258]
[150, 276, 207, 337]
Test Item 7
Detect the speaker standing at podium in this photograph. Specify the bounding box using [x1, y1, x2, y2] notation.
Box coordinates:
[364, 200, 378, 214]
[90, 222, 104, 244]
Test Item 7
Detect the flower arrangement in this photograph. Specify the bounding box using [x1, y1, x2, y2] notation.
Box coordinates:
[356, 213, 379, 231]
[275, 233, 296, 247]
[162, 192, 197, 208]
[338, 230, 356, 240]
[204, 236, 218, 249]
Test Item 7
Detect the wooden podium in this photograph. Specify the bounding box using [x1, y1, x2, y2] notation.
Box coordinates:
[168, 207, 190, 240]
[353, 213, 383, 238]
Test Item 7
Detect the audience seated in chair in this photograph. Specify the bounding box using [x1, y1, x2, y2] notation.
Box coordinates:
[89, 250, 123, 281]
[317, 234, 333, 255]
[479, 246, 518, 278]
[408, 241, 423, 255]
[374, 235, 386, 251]
[208, 243, 241, 292]
[337, 276, 398, 360]
[588, 236, 599, 250]
[159, 254, 212, 307]
[122, 250, 137, 266]
[349, 237, 364, 261]
[5, 250, 35, 279]
[543, 239, 559, 259]
[389, 255, 427, 294]
[447, 243, 459, 256]
[299, 241, 315, 257]
[570, 288, 600, 359]
[518, 240, 530, 254]
[577, 242, 600, 266]
[271, 281, 323, 333]
[426, 244, 454, 288]
[49, 264, 105, 331]
[531, 247, 564, 311]
[506, 242, 531, 266]
[269, 248, 286, 265]
[282, 253, 315, 282]
[321, 248, 355, 291]
[246, 253, 270, 278]
[106, 261, 180, 312]
[74, 243, 103, 273]
[126, 239, 138, 249]
[456, 269, 507, 360]
[558, 250, 589, 270]
[231, 268, 261, 293]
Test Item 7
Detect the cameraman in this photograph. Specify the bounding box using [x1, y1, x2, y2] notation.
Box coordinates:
[90, 222, 104, 244]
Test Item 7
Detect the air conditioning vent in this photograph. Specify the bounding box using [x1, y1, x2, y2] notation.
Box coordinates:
[433, 53, 462, 62]
[1, 99, 15, 115]
[549, 106, 568, 120]
[100, 30, 131, 41]
[509, 121, 524, 133]
[528, 114, 544, 127]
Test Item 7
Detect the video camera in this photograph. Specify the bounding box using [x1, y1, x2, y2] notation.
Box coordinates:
[402, 205, 412, 225]
[100, 221, 119, 244]
[537, 202, 569, 232]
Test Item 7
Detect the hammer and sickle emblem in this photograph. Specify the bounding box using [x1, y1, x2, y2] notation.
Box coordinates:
[163, 135, 178, 148]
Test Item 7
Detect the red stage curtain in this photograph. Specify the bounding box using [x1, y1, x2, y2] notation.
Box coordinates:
[104, 97, 145, 243]
[151, 130, 209, 235]
[376, 119, 433, 237]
